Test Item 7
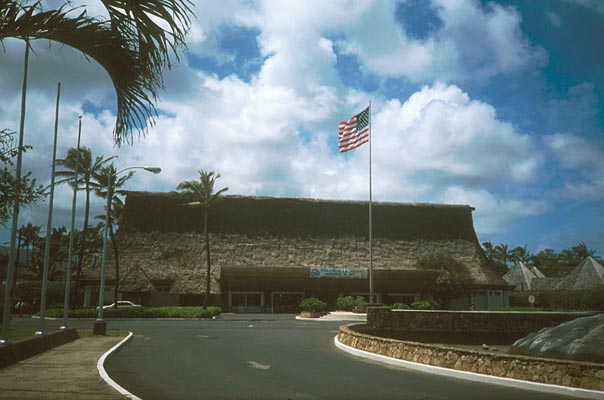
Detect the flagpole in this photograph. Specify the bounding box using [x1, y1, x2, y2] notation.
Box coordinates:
[368, 101, 374, 304]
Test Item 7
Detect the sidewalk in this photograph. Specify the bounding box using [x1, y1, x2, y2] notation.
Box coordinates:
[296, 311, 367, 322]
[0, 336, 124, 399]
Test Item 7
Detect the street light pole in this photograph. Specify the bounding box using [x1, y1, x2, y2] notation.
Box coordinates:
[93, 165, 161, 336]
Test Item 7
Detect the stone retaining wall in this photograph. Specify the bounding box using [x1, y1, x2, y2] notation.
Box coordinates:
[338, 324, 604, 391]
[0, 329, 80, 369]
[368, 307, 595, 334]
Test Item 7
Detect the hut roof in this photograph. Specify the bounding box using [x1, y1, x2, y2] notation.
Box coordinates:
[503, 262, 539, 290]
[92, 192, 507, 294]
[120, 192, 478, 240]
[554, 257, 604, 291]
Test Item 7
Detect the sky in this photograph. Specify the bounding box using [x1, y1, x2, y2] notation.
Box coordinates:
[0, 0, 603, 257]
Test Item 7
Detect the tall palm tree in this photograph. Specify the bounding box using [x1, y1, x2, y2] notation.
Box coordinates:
[20, 222, 41, 269]
[55, 147, 114, 305]
[95, 164, 133, 309]
[510, 244, 533, 264]
[494, 244, 511, 270]
[0, 0, 193, 143]
[177, 170, 228, 308]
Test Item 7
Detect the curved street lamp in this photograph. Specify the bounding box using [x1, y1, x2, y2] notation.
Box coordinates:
[93, 165, 161, 335]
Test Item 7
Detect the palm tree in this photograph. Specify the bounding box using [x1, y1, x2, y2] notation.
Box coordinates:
[510, 244, 533, 264]
[494, 244, 512, 270]
[559, 242, 597, 270]
[177, 171, 228, 308]
[55, 147, 114, 305]
[20, 223, 41, 269]
[95, 164, 134, 309]
[0, 0, 193, 143]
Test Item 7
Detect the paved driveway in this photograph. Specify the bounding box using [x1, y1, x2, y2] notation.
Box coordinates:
[97, 314, 576, 400]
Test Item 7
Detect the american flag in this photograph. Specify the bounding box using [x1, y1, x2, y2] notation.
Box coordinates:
[338, 106, 370, 153]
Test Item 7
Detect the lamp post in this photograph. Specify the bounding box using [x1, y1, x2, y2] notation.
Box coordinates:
[93, 165, 161, 335]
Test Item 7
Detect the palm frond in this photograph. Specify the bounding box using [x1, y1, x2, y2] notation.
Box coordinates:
[1, 1, 193, 145]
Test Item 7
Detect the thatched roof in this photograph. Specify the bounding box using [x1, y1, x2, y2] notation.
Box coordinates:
[503, 262, 540, 290]
[554, 257, 604, 291]
[90, 192, 507, 294]
[121, 192, 478, 240]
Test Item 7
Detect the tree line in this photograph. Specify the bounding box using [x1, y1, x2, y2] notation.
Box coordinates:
[481, 241, 599, 277]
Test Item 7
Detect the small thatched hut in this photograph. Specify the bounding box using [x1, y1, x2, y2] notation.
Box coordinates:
[83, 192, 509, 311]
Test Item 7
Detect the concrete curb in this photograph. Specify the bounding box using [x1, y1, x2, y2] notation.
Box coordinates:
[97, 332, 141, 400]
[334, 335, 604, 400]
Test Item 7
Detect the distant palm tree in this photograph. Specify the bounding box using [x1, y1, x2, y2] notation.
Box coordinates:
[20, 222, 41, 269]
[494, 244, 512, 270]
[560, 242, 597, 268]
[510, 244, 533, 264]
[95, 164, 133, 309]
[55, 147, 114, 305]
[177, 171, 228, 308]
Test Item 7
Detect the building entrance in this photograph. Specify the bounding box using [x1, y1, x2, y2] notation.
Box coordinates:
[229, 291, 264, 313]
[271, 292, 304, 313]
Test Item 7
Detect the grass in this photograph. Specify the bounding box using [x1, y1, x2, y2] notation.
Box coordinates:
[1, 328, 128, 342]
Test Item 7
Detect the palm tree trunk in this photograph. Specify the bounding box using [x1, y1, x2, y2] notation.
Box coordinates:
[203, 208, 211, 309]
[109, 222, 120, 309]
[73, 186, 90, 307]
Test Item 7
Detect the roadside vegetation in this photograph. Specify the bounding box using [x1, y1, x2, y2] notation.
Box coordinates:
[45, 306, 222, 319]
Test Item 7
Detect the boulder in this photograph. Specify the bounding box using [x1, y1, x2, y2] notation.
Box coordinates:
[509, 314, 604, 363]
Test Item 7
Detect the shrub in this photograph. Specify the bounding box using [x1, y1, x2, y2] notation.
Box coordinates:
[410, 300, 440, 310]
[336, 296, 356, 311]
[390, 303, 409, 310]
[336, 295, 367, 311]
[299, 297, 327, 313]
[44, 306, 222, 319]
[535, 286, 604, 311]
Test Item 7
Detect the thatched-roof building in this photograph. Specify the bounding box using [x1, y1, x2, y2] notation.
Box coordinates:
[83, 192, 509, 311]
[503, 262, 541, 291]
[555, 257, 604, 291]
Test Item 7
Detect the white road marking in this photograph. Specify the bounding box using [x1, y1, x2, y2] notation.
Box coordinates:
[247, 361, 271, 370]
[197, 334, 210, 338]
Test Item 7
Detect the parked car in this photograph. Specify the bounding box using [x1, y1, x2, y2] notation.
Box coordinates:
[98, 300, 142, 310]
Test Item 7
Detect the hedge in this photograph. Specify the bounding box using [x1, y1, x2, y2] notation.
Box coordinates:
[44, 306, 222, 319]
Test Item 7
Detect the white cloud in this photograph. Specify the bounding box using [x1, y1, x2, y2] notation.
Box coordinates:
[544, 133, 604, 200]
[546, 10, 562, 27]
[374, 82, 541, 186]
[442, 186, 548, 234]
[563, 0, 604, 15]
[337, 0, 547, 82]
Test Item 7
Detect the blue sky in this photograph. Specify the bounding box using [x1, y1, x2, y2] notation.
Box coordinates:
[0, 0, 603, 257]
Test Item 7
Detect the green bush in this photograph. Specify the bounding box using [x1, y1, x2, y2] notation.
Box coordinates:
[390, 303, 409, 310]
[535, 286, 604, 311]
[44, 306, 222, 319]
[299, 297, 327, 313]
[336, 296, 367, 311]
[410, 300, 440, 310]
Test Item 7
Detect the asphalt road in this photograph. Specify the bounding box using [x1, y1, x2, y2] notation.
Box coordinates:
[92, 314, 577, 400]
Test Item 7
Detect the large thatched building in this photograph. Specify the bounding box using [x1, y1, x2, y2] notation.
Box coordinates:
[83, 192, 509, 311]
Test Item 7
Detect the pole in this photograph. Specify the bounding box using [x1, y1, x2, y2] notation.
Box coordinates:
[0, 42, 29, 344]
[368, 101, 374, 304]
[61, 116, 82, 330]
[36, 82, 61, 335]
